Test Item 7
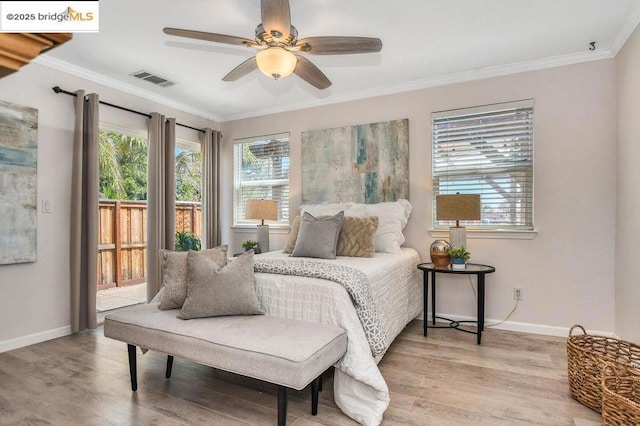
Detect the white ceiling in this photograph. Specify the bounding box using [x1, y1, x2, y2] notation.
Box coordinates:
[38, 0, 640, 122]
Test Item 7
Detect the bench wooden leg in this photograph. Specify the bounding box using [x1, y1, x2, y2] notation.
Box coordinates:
[318, 373, 323, 392]
[277, 386, 287, 426]
[165, 355, 174, 379]
[311, 376, 320, 415]
[127, 344, 137, 392]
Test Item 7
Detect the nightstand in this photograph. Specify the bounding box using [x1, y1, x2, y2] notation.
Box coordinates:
[417, 263, 495, 344]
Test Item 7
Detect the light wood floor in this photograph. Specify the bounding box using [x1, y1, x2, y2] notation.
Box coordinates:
[0, 320, 601, 425]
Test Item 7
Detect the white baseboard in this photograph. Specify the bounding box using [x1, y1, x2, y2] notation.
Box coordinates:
[0, 316, 615, 353]
[0, 325, 73, 353]
[420, 312, 614, 338]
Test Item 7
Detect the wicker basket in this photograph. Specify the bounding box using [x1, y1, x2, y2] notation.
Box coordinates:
[602, 363, 640, 425]
[567, 324, 640, 413]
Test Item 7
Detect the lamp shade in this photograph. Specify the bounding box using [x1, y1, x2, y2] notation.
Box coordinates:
[245, 199, 278, 222]
[256, 47, 297, 80]
[436, 194, 481, 221]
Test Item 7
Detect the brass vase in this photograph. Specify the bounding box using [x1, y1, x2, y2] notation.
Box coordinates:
[430, 240, 451, 268]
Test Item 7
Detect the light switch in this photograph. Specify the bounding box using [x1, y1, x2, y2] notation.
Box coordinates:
[42, 199, 52, 213]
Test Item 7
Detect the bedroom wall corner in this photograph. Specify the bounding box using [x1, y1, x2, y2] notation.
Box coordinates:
[615, 22, 640, 344]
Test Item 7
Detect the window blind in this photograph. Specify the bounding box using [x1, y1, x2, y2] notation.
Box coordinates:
[432, 100, 534, 230]
[233, 133, 290, 226]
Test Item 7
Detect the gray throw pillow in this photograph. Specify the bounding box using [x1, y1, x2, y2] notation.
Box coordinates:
[178, 250, 264, 319]
[158, 245, 228, 310]
[290, 211, 344, 259]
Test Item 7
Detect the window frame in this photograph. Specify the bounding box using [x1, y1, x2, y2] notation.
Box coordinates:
[430, 100, 536, 239]
[233, 132, 290, 228]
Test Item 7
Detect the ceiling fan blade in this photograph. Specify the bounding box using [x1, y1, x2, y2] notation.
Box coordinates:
[163, 27, 257, 48]
[293, 55, 331, 89]
[296, 36, 382, 55]
[222, 57, 258, 81]
[261, 0, 291, 40]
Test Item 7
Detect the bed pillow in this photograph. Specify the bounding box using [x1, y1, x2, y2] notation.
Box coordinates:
[337, 216, 379, 257]
[284, 215, 379, 257]
[158, 245, 228, 310]
[291, 211, 344, 259]
[299, 199, 413, 253]
[282, 215, 302, 254]
[178, 250, 264, 319]
[364, 199, 412, 253]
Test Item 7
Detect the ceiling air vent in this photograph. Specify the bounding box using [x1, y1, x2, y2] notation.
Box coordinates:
[130, 70, 176, 87]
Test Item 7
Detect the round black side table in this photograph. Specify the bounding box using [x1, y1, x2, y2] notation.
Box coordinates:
[417, 263, 495, 344]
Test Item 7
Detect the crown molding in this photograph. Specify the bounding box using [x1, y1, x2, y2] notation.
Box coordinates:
[33, 55, 221, 122]
[34, 44, 618, 124]
[221, 48, 615, 122]
[610, 4, 640, 54]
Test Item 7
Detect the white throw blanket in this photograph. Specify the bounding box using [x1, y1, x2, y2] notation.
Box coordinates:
[254, 257, 388, 356]
[252, 249, 422, 425]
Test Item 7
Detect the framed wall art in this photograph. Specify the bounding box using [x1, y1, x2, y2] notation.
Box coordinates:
[0, 99, 38, 265]
[301, 119, 409, 204]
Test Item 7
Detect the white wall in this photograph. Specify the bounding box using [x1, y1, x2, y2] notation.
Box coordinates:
[0, 54, 622, 351]
[615, 24, 640, 343]
[0, 63, 217, 351]
[222, 60, 617, 335]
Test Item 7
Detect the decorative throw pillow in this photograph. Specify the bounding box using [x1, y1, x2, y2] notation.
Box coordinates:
[290, 211, 344, 259]
[284, 215, 378, 257]
[336, 216, 379, 257]
[178, 250, 264, 319]
[158, 245, 228, 310]
[282, 215, 302, 254]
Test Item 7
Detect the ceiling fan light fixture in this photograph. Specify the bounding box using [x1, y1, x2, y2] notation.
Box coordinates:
[256, 47, 297, 80]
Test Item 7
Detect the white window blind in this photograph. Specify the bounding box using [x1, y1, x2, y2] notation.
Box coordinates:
[432, 99, 534, 230]
[233, 133, 290, 226]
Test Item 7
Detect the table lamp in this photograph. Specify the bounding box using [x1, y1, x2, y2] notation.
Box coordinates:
[245, 199, 278, 253]
[436, 193, 481, 249]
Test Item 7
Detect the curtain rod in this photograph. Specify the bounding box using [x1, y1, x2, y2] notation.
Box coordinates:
[52, 86, 206, 133]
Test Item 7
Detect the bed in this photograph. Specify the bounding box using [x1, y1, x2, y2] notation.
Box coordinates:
[252, 247, 422, 426]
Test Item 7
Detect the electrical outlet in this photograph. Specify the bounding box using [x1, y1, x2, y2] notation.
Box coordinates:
[42, 199, 52, 213]
[513, 287, 523, 301]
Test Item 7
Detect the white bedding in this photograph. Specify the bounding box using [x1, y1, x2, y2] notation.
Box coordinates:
[253, 248, 422, 425]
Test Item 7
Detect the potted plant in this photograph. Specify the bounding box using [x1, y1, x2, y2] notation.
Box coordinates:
[175, 231, 201, 252]
[242, 240, 259, 253]
[448, 247, 470, 270]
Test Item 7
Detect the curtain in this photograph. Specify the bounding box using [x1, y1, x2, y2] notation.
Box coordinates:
[146, 113, 176, 302]
[202, 128, 222, 248]
[70, 91, 99, 333]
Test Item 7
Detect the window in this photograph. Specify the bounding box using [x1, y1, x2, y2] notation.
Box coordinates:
[175, 139, 203, 240]
[432, 99, 534, 230]
[234, 133, 290, 226]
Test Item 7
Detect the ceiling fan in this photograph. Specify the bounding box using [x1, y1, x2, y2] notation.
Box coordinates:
[163, 0, 382, 89]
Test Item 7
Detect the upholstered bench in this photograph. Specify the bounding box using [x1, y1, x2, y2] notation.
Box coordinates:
[104, 303, 347, 425]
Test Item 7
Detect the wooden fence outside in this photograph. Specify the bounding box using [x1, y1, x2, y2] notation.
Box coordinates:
[98, 200, 202, 290]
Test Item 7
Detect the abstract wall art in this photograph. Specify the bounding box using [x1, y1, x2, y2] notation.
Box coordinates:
[0, 99, 38, 265]
[301, 119, 409, 204]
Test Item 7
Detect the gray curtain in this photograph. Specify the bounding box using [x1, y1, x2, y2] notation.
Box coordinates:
[146, 113, 176, 302]
[70, 91, 99, 333]
[202, 128, 222, 248]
